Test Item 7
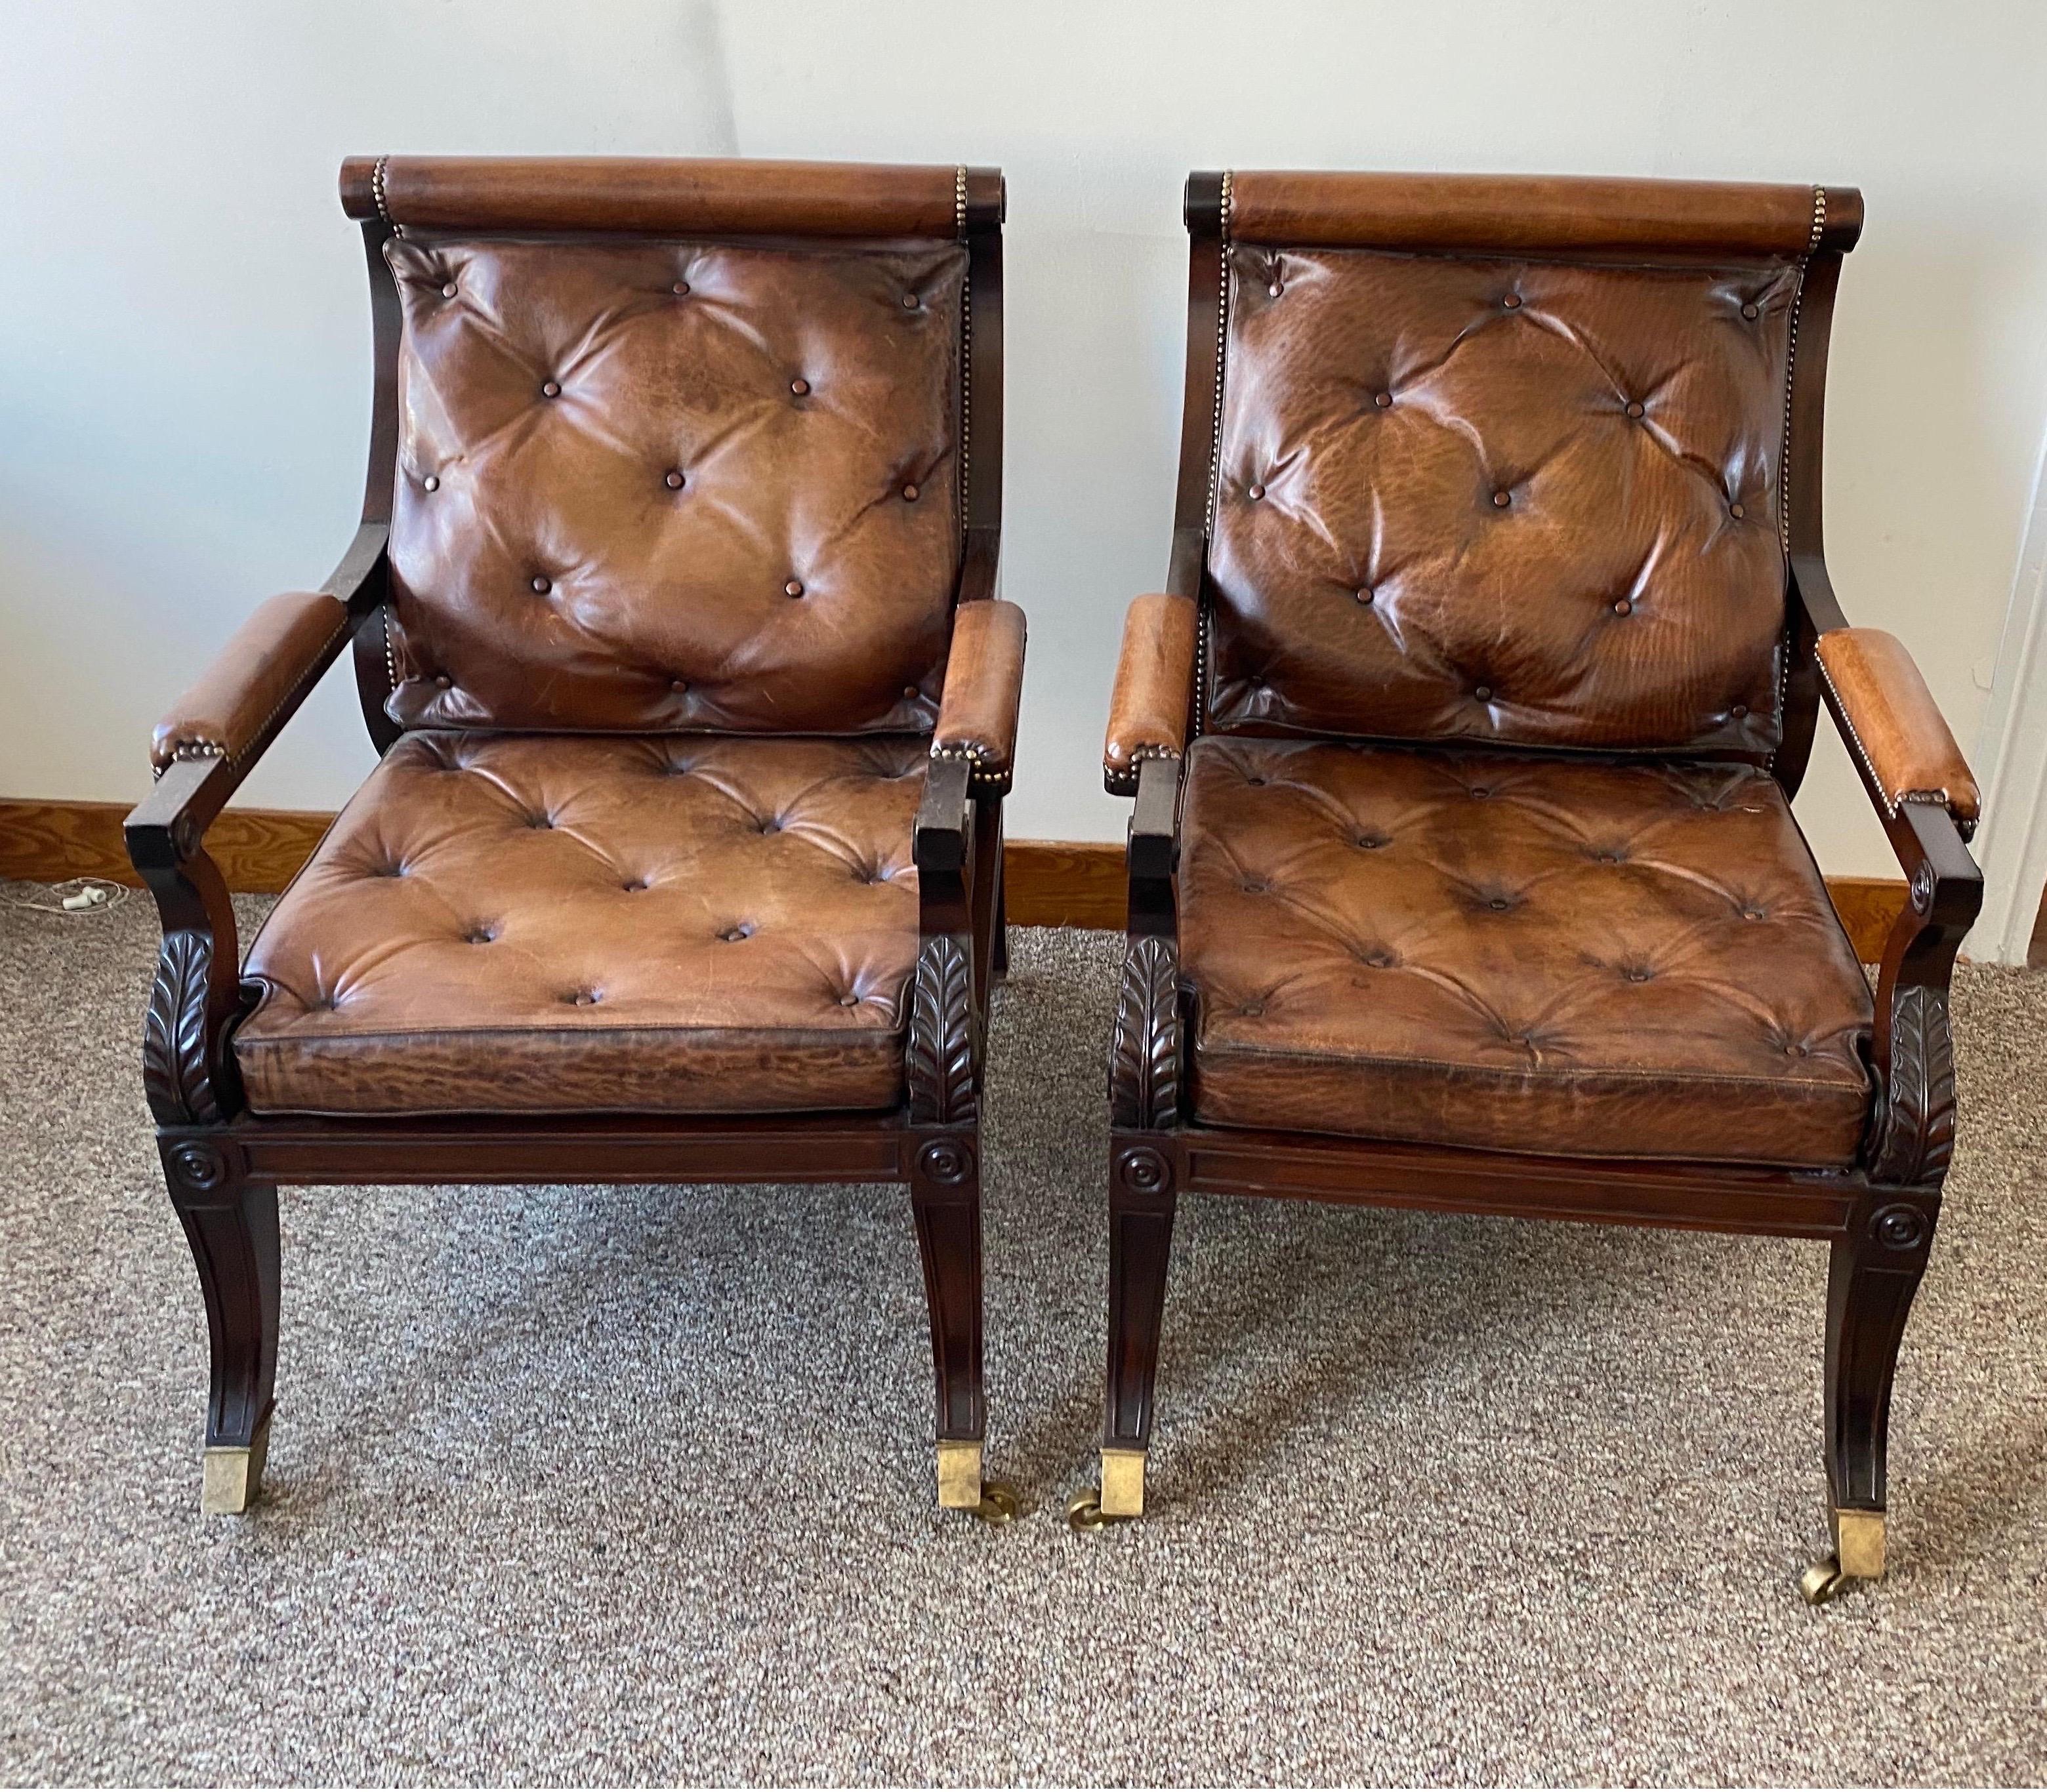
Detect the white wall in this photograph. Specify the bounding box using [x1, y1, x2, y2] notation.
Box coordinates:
[5, 0, 2046, 887]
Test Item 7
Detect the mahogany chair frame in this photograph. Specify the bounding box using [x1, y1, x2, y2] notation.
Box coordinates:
[125, 159, 1017, 1521]
[1083, 173, 1982, 1599]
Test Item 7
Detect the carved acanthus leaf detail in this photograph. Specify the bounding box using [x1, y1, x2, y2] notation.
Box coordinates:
[143, 929, 222, 1126]
[1109, 934, 1182, 1130]
[1870, 984, 1955, 1186]
[907, 934, 976, 1124]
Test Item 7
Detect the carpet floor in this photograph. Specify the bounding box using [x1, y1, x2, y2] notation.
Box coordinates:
[1, 884, 2044, 1785]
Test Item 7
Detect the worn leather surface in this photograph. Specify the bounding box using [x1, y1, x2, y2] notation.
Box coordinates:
[1817, 626, 1979, 824]
[1104, 593, 1199, 787]
[933, 598, 1026, 778]
[152, 590, 352, 770]
[1179, 737, 1872, 1166]
[234, 732, 927, 1116]
[381, 232, 965, 735]
[1207, 247, 1802, 758]
[344, 156, 964, 238]
[1227, 171, 1833, 258]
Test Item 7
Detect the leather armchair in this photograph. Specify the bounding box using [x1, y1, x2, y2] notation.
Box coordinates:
[1075, 171, 1981, 1606]
[127, 155, 1024, 1522]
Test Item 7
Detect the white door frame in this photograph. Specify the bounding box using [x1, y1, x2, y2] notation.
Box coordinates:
[1968, 428, 2047, 966]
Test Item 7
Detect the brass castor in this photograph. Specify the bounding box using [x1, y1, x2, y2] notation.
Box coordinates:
[972, 1481, 1022, 1526]
[1799, 1509, 1885, 1604]
[1065, 1486, 1142, 1532]
[1798, 1556, 1851, 1604]
[1066, 1487, 1118, 1532]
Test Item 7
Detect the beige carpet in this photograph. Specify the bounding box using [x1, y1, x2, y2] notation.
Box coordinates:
[1, 883, 2044, 1785]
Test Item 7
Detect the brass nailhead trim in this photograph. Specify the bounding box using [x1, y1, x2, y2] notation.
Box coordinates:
[371, 154, 402, 237]
[1766, 187, 1827, 769]
[1195, 171, 1233, 745]
[957, 167, 972, 533]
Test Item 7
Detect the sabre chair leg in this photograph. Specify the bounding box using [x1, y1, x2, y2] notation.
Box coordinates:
[1071, 1135, 1176, 1532]
[1800, 1191, 1939, 1604]
[909, 1131, 1016, 1525]
[162, 1139, 279, 1516]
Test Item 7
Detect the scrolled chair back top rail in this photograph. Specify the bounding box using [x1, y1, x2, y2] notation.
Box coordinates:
[339, 155, 1001, 240]
[1215, 169, 1863, 258]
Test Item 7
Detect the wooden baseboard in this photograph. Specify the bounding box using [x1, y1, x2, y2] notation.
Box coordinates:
[0, 796, 1911, 962]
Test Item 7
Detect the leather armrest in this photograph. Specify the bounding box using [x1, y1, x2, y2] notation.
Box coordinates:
[1815, 627, 1979, 828]
[151, 590, 353, 771]
[1104, 593, 1198, 792]
[932, 598, 1026, 785]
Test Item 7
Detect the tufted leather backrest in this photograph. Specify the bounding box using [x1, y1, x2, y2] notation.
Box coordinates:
[1203, 172, 1848, 760]
[349, 159, 982, 737]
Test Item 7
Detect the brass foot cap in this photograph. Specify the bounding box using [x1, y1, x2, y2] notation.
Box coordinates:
[200, 1420, 270, 1517]
[1800, 1511, 1886, 1604]
[936, 1438, 985, 1511]
[1098, 1446, 1146, 1518]
[1834, 1508, 1886, 1579]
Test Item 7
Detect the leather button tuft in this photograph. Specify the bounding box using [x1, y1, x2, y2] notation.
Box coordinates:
[1613, 598, 1633, 616]
[441, 282, 458, 298]
[1501, 293, 1522, 309]
[1268, 281, 1283, 298]
[1239, 1002, 1264, 1017]
[1355, 834, 1387, 849]
[1469, 786, 1491, 799]
[464, 928, 494, 945]
[1731, 703, 1748, 719]
[790, 378, 810, 396]
[1741, 301, 1761, 319]
[434, 675, 451, 689]
[566, 990, 601, 1006]
[421, 474, 439, 492]
[838, 993, 861, 1006]
[671, 679, 688, 695]
[1355, 587, 1374, 605]
[901, 483, 919, 501]
[531, 575, 550, 594]
[901, 293, 920, 308]
[785, 579, 805, 598]
[665, 470, 685, 489]
[903, 685, 920, 701]
[718, 925, 752, 943]
[1474, 684, 1494, 701]
[1487, 897, 1512, 912]
[541, 380, 561, 398]
[1742, 907, 1766, 922]
[1247, 483, 1266, 501]
[1373, 391, 1393, 409]
[1491, 490, 1512, 508]
[1729, 502, 1747, 519]
[1624, 401, 1645, 419]
[672, 281, 691, 296]
[1624, 968, 1653, 983]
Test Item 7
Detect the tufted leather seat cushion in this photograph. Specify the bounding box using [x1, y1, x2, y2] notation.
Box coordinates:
[233, 732, 928, 1116]
[381, 233, 966, 736]
[1179, 737, 1873, 1166]
[1209, 247, 1801, 758]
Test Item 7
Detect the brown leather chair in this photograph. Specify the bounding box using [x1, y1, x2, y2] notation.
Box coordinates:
[127, 156, 1024, 1522]
[1082, 171, 1981, 1599]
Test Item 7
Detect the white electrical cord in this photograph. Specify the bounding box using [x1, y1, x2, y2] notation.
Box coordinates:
[2, 876, 133, 916]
